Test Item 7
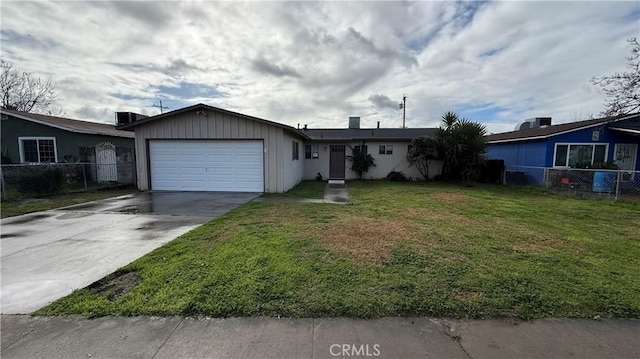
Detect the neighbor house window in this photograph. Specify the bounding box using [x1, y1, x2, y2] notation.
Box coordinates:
[305, 144, 319, 159]
[553, 143, 607, 167]
[292, 141, 299, 160]
[353, 145, 368, 155]
[379, 145, 393, 155]
[19, 137, 57, 163]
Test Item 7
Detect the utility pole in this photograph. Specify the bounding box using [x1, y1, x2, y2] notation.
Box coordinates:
[399, 95, 407, 129]
[151, 100, 169, 114]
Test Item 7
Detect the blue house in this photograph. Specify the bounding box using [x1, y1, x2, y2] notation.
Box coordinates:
[485, 113, 640, 185]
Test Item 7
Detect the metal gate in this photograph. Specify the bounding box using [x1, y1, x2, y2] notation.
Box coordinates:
[96, 142, 117, 182]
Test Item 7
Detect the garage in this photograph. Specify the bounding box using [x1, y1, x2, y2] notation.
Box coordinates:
[149, 140, 264, 192]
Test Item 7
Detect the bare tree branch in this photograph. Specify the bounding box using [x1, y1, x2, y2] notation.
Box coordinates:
[0, 61, 62, 115]
[591, 38, 640, 116]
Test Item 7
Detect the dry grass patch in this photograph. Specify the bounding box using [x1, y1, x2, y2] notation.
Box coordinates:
[402, 207, 454, 220]
[319, 217, 435, 265]
[453, 289, 484, 303]
[431, 191, 467, 204]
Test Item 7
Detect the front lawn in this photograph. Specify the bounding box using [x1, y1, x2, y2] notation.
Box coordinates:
[37, 181, 640, 319]
[1, 186, 136, 218]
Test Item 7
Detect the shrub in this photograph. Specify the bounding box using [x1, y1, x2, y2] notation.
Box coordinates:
[349, 144, 376, 179]
[16, 165, 64, 195]
[386, 171, 409, 182]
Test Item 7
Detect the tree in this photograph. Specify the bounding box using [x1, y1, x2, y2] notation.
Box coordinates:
[591, 38, 640, 116]
[407, 135, 439, 180]
[433, 111, 487, 182]
[0, 61, 61, 114]
[349, 143, 376, 179]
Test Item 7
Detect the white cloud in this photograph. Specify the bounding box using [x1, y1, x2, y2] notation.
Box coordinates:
[1, 1, 637, 133]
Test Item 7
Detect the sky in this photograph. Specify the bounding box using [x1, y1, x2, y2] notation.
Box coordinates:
[1, 1, 639, 134]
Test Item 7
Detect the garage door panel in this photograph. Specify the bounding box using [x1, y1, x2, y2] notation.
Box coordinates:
[149, 140, 263, 192]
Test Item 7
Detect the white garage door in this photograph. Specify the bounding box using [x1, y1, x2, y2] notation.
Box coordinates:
[149, 140, 264, 192]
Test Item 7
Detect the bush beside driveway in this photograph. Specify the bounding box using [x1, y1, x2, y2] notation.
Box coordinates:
[37, 181, 640, 319]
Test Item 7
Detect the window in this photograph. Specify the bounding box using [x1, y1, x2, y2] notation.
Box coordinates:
[19, 137, 57, 163]
[553, 143, 607, 167]
[305, 144, 319, 159]
[378, 145, 393, 155]
[292, 141, 299, 160]
[353, 145, 368, 155]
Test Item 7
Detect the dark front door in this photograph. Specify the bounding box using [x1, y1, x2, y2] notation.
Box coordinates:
[329, 145, 345, 179]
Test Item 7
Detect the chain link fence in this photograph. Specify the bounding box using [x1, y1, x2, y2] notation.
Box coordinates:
[1, 162, 135, 201]
[501, 165, 640, 202]
[544, 168, 640, 202]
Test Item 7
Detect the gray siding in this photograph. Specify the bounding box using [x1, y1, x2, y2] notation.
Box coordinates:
[134, 109, 303, 192]
[282, 132, 305, 191]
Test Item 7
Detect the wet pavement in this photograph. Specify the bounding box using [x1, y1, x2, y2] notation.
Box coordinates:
[324, 181, 350, 204]
[0, 192, 259, 314]
[59, 191, 260, 217]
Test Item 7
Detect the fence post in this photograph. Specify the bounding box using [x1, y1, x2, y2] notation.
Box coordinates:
[615, 170, 621, 201]
[0, 166, 5, 200]
[82, 165, 87, 190]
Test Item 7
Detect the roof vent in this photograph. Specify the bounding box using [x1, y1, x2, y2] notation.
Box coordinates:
[349, 116, 360, 129]
[514, 117, 552, 131]
[116, 112, 148, 126]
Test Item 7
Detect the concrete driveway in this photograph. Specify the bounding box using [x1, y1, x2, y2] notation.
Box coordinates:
[0, 191, 259, 314]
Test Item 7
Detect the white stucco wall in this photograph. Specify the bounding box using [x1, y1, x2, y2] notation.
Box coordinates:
[303, 141, 443, 180]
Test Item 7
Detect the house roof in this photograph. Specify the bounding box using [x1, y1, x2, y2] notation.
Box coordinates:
[608, 126, 640, 136]
[301, 128, 436, 141]
[1, 109, 134, 138]
[485, 113, 640, 144]
[117, 103, 308, 139]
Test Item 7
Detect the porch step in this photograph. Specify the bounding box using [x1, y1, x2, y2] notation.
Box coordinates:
[328, 179, 345, 185]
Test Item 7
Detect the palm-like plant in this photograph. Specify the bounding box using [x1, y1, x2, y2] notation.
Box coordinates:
[434, 112, 487, 182]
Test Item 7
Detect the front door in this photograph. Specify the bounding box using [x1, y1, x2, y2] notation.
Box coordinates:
[614, 143, 638, 180]
[329, 145, 345, 179]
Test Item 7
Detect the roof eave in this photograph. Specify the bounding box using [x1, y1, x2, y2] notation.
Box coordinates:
[304, 137, 416, 142]
[486, 114, 640, 143]
[120, 103, 306, 140]
[3, 110, 133, 138]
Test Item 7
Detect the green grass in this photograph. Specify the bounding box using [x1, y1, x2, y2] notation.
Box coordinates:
[36, 181, 640, 319]
[1, 187, 136, 218]
[262, 180, 326, 199]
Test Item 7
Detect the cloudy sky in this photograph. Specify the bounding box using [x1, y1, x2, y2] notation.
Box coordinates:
[1, 1, 638, 133]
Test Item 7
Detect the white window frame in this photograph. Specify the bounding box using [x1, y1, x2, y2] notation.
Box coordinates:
[18, 137, 58, 163]
[614, 143, 638, 181]
[354, 145, 368, 155]
[378, 144, 393, 155]
[552, 142, 609, 168]
[292, 140, 299, 161]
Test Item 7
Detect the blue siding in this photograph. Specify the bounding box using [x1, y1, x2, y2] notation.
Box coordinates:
[548, 126, 617, 165]
[485, 140, 546, 185]
[550, 126, 639, 169]
[486, 123, 640, 186]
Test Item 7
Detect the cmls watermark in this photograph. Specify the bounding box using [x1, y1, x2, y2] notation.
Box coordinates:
[329, 344, 381, 357]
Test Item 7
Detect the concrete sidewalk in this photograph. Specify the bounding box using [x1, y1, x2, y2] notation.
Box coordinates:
[2, 316, 638, 358]
[324, 180, 350, 204]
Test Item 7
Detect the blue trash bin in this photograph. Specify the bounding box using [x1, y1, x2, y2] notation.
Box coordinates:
[593, 171, 615, 193]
